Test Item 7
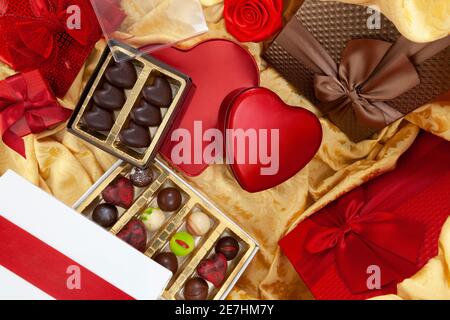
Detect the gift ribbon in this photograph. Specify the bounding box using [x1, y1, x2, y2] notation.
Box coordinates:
[0, 70, 71, 157]
[303, 188, 425, 293]
[0, 216, 133, 300]
[275, 18, 450, 129]
[15, 0, 96, 59]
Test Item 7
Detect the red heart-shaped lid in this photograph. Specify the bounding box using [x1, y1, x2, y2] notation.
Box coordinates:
[224, 87, 322, 192]
[151, 39, 259, 176]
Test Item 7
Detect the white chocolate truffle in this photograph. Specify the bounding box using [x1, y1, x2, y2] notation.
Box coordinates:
[186, 211, 211, 236]
[140, 207, 166, 232]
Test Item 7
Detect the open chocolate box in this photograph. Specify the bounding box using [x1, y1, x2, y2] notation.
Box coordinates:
[73, 158, 259, 300]
[67, 41, 193, 167]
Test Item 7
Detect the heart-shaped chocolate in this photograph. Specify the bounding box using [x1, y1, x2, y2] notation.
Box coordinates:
[119, 121, 151, 148]
[151, 39, 259, 176]
[93, 82, 126, 110]
[101, 176, 134, 209]
[142, 76, 173, 108]
[225, 87, 322, 192]
[130, 100, 162, 127]
[117, 219, 147, 252]
[83, 105, 115, 132]
[197, 253, 227, 287]
[105, 60, 137, 89]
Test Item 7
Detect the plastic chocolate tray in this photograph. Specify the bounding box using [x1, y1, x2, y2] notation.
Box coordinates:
[73, 159, 259, 300]
[67, 41, 192, 168]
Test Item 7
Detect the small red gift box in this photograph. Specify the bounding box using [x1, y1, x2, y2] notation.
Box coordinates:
[0, 70, 71, 157]
[0, 0, 107, 97]
[279, 132, 450, 300]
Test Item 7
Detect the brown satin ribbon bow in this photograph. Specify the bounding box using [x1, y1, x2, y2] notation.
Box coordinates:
[276, 20, 450, 129]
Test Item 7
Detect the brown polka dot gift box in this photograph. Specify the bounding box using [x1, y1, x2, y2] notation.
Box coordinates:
[263, 0, 450, 142]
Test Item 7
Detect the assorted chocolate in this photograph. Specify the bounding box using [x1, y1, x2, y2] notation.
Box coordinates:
[140, 207, 166, 231]
[92, 203, 118, 228]
[183, 277, 209, 301]
[101, 176, 134, 209]
[117, 219, 147, 252]
[142, 77, 173, 108]
[83, 105, 115, 132]
[68, 44, 192, 167]
[215, 236, 239, 260]
[104, 60, 137, 89]
[196, 252, 228, 288]
[154, 252, 179, 275]
[180, 235, 241, 299]
[157, 187, 182, 212]
[130, 167, 154, 188]
[75, 160, 258, 300]
[187, 211, 211, 236]
[119, 121, 151, 148]
[170, 231, 195, 257]
[130, 100, 162, 127]
[118, 75, 172, 149]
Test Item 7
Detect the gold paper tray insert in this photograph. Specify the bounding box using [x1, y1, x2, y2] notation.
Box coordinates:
[71, 46, 188, 167]
[76, 160, 257, 300]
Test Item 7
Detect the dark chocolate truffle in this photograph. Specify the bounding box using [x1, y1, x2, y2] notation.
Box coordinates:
[83, 105, 115, 132]
[105, 60, 137, 89]
[183, 277, 209, 300]
[130, 167, 154, 187]
[142, 76, 173, 108]
[130, 100, 162, 127]
[215, 236, 239, 260]
[119, 121, 151, 148]
[93, 82, 125, 110]
[92, 203, 118, 228]
[157, 187, 182, 212]
[154, 252, 178, 274]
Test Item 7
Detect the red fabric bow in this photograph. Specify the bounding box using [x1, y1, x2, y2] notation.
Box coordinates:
[280, 132, 450, 299]
[303, 188, 425, 293]
[0, 70, 71, 157]
[15, 0, 97, 59]
[0, 0, 110, 96]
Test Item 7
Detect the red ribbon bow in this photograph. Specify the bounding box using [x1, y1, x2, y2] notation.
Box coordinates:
[0, 70, 71, 157]
[15, 0, 95, 59]
[302, 188, 425, 293]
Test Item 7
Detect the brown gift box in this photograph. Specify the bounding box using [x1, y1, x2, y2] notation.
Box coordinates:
[263, 0, 450, 142]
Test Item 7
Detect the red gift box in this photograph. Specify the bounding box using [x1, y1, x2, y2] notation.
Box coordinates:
[0, 0, 105, 97]
[0, 70, 71, 157]
[279, 132, 450, 300]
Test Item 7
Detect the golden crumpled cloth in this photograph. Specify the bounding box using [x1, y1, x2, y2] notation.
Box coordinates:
[336, 0, 450, 43]
[1, 0, 449, 300]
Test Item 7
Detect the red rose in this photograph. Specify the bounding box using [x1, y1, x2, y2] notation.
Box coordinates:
[224, 0, 283, 42]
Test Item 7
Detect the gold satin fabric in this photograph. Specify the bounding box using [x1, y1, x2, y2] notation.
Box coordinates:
[332, 0, 449, 43]
[0, 0, 449, 300]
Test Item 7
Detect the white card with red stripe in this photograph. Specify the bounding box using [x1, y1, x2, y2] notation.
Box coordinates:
[0, 170, 172, 300]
